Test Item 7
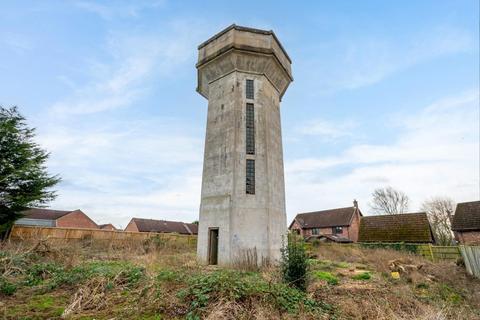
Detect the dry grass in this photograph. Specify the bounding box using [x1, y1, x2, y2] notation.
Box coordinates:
[1, 239, 479, 320]
[311, 244, 480, 320]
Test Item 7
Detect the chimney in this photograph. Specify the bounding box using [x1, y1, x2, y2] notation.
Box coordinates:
[353, 199, 358, 209]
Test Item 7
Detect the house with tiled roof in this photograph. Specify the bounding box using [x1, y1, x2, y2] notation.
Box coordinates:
[15, 208, 99, 229]
[124, 218, 198, 235]
[451, 201, 480, 245]
[99, 223, 117, 231]
[289, 200, 363, 242]
[358, 212, 434, 243]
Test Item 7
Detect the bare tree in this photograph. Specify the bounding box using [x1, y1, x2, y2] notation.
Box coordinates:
[421, 197, 456, 245]
[369, 186, 409, 215]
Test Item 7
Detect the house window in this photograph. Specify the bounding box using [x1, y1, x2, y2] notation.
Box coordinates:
[246, 159, 255, 194]
[246, 103, 255, 154]
[246, 79, 254, 99]
[332, 226, 343, 234]
[312, 228, 320, 235]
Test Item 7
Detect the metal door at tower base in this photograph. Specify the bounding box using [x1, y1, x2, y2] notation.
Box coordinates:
[208, 228, 219, 265]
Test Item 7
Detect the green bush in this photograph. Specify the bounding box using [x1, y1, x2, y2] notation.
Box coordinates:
[280, 234, 309, 291]
[0, 277, 17, 296]
[351, 272, 371, 281]
[315, 271, 339, 285]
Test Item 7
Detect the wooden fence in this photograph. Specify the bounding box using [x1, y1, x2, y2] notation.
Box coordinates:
[9, 225, 197, 248]
[459, 246, 480, 279]
[309, 242, 461, 262]
[417, 244, 461, 262]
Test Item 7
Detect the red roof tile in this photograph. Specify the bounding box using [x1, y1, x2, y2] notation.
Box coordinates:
[292, 207, 358, 229]
[22, 208, 72, 220]
[130, 218, 196, 235]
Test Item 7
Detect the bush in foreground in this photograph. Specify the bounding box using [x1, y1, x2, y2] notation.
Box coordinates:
[280, 233, 309, 291]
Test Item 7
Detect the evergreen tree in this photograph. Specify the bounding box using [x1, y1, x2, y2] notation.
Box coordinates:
[0, 106, 60, 237]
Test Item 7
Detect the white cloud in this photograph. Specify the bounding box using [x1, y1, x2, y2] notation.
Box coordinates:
[302, 26, 475, 94]
[73, 0, 165, 20]
[285, 90, 479, 221]
[50, 21, 202, 115]
[295, 118, 357, 140]
[36, 118, 204, 228]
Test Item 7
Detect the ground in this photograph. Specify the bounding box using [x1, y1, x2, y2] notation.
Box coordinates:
[1, 239, 479, 320]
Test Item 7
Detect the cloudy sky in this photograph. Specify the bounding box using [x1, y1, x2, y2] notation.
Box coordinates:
[1, 1, 478, 228]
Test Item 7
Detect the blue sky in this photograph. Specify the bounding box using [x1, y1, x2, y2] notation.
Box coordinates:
[1, 1, 478, 228]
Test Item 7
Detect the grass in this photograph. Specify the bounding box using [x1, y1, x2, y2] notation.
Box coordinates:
[351, 272, 371, 281]
[0, 240, 479, 319]
[315, 271, 339, 285]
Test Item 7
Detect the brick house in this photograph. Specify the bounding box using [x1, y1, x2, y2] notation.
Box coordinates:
[289, 200, 363, 242]
[358, 212, 434, 243]
[99, 223, 117, 231]
[15, 208, 98, 229]
[451, 201, 480, 245]
[125, 218, 198, 235]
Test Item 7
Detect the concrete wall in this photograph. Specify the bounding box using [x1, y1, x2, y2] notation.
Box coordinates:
[197, 72, 287, 266]
[15, 218, 55, 227]
[56, 210, 98, 229]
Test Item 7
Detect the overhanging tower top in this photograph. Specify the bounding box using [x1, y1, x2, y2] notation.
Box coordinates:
[196, 24, 293, 100]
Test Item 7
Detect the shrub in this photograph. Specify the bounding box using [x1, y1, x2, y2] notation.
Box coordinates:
[280, 234, 309, 291]
[315, 271, 339, 285]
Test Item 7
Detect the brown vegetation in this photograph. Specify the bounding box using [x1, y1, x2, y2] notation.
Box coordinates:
[1, 239, 479, 319]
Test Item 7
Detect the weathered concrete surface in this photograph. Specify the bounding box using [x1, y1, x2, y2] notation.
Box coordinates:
[196, 25, 292, 266]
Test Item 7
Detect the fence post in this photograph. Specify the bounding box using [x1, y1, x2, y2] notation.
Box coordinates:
[429, 244, 435, 262]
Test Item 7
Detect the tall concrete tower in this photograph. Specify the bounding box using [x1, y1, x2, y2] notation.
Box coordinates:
[196, 25, 293, 266]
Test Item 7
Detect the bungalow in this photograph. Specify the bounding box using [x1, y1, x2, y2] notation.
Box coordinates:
[124, 218, 198, 235]
[358, 212, 434, 243]
[15, 208, 98, 229]
[289, 200, 362, 243]
[451, 201, 480, 245]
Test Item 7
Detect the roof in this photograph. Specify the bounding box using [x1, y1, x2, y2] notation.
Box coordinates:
[451, 201, 480, 231]
[358, 212, 434, 243]
[291, 207, 359, 229]
[22, 208, 73, 220]
[130, 218, 197, 235]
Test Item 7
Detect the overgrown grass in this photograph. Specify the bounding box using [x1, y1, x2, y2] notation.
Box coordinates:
[315, 271, 339, 285]
[351, 272, 371, 281]
[1, 240, 479, 319]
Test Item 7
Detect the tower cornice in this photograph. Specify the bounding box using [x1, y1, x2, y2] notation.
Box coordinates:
[196, 24, 293, 100]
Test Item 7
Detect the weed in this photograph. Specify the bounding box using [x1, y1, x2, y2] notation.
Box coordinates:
[438, 284, 462, 305]
[315, 271, 339, 285]
[351, 272, 371, 281]
[0, 276, 17, 295]
[178, 269, 330, 318]
[157, 269, 180, 282]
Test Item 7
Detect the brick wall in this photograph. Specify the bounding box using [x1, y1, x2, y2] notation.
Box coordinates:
[289, 209, 362, 242]
[124, 220, 139, 232]
[457, 231, 480, 245]
[348, 210, 361, 242]
[56, 210, 98, 229]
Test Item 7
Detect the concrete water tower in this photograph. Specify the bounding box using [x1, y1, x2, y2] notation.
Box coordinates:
[196, 25, 293, 266]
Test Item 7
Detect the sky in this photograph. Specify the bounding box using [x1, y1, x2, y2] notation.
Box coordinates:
[1, 1, 479, 228]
